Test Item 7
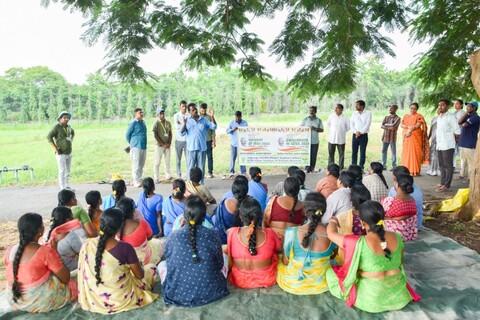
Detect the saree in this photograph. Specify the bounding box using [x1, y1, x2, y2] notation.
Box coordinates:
[248, 181, 268, 212]
[4, 246, 77, 313]
[131, 237, 165, 289]
[78, 238, 158, 314]
[48, 219, 82, 246]
[163, 196, 186, 236]
[326, 234, 421, 313]
[212, 199, 238, 244]
[382, 197, 418, 241]
[401, 113, 430, 176]
[277, 228, 335, 295]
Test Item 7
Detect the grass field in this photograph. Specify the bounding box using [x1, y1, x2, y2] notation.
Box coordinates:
[0, 111, 433, 187]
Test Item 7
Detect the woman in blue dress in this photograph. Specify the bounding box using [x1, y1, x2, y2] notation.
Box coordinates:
[102, 179, 127, 210]
[248, 167, 268, 212]
[163, 195, 228, 307]
[136, 177, 163, 236]
[163, 179, 187, 236]
[212, 178, 249, 244]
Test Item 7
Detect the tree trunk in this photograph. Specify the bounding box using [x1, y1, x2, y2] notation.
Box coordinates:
[465, 50, 480, 220]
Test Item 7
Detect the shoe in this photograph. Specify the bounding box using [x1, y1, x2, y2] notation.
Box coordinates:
[229, 174, 235, 179]
[207, 174, 214, 179]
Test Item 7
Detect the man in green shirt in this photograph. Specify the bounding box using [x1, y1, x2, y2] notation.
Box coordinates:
[200, 103, 216, 178]
[47, 111, 75, 190]
[152, 107, 173, 182]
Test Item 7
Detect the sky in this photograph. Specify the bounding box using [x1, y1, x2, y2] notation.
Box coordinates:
[0, 1, 428, 84]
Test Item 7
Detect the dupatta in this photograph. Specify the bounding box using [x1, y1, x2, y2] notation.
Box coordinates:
[48, 219, 82, 246]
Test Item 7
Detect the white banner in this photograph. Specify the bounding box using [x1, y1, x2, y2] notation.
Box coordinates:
[238, 127, 311, 166]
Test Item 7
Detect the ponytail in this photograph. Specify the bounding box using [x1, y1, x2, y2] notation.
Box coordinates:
[238, 197, 262, 256]
[188, 221, 199, 263]
[359, 200, 391, 260]
[370, 162, 388, 189]
[247, 222, 257, 256]
[94, 232, 109, 285]
[371, 223, 391, 260]
[12, 213, 43, 302]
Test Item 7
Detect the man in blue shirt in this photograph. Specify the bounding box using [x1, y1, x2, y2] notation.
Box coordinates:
[458, 101, 480, 180]
[181, 104, 217, 182]
[126, 107, 147, 187]
[226, 111, 248, 179]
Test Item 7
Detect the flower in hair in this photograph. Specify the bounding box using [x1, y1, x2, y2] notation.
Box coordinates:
[112, 190, 117, 196]
[376, 220, 384, 226]
[189, 219, 196, 226]
[99, 230, 104, 236]
[380, 241, 387, 250]
[257, 173, 262, 177]
[314, 209, 322, 216]
[173, 187, 180, 193]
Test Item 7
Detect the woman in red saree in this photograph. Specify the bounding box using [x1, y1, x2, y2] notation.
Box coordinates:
[401, 103, 429, 176]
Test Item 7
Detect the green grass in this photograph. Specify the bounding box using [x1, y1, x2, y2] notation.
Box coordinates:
[0, 111, 425, 187]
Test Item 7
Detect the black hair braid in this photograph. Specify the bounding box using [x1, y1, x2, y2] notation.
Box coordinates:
[248, 224, 257, 256]
[94, 232, 109, 286]
[12, 237, 28, 302]
[289, 196, 298, 222]
[372, 224, 391, 260]
[301, 213, 321, 248]
[188, 222, 200, 263]
[371, 162, 388, 189]
[47, 207, 73, 241]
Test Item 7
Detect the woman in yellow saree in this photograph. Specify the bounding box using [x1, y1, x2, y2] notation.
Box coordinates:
[277, 192, 336, 295]
[401, 103, 429, 176]
[78, 208, 157, 315]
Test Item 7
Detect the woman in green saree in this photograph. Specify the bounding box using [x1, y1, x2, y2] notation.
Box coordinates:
[326, 200, 421, 313]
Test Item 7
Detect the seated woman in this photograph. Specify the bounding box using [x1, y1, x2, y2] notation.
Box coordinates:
[136, 177, 164, 237]
[347, 164, 364, 186]
[292, 169, 311, 201]
[322, 171, 355, 224]
[86, 190, 103, 231]
[163, 179, 187, 236]
[362, 162, 389, 202]
[78, 208, 157, 314]
[382, 174, 418, 241]
[247, 166, 268, 212]
[277, 192, 336, 295]
[4, 213, 76, 313]
[263, 177, 304, 241]
[47, 206, 87, 271]
[227, 197, 281, 289]
[102, 179, 127, 210]
[326, 200, 421, 313]
[213, 179, 249, 244]
[163, 196, 229, 307]
[186, 167, 216, 206]
[336, 184, 372, 236]
[315, 163, 340, 198]
[117, 197, 164, 288]
[58, 189, 97, 237]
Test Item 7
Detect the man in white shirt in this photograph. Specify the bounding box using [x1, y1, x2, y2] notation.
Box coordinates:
[453, 99, 466, 172]
[173, 100, 188, 178]
[350, 100, 372, 170]
[436, 99, 461, 191]
[301, 106, 324, 173]
[326, 104, 350, 169]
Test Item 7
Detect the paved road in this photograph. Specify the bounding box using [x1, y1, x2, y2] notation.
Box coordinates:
[0, 168, 468, 221]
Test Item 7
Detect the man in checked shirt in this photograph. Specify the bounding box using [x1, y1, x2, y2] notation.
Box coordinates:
[381, 104, 401, 171]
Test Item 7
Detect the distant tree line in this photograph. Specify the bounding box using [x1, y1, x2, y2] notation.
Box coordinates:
[0, 58, 420, 122]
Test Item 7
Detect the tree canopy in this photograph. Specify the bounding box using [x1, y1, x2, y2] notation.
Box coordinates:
[38, 0, 480, 101]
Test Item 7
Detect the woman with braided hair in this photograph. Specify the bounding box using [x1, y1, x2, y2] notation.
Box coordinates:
[263, 177, 305, 241]
[102, 179, 127, 210]
[3, 213, 76, 312]
[116, 197, 164, 289]
[163, 179, 187, 236]
[247, 166, 268, 212]
[277, 192, 336, 295]
[326, 200, 421, 313]
[213, 178, 249, 244]
[85, 190, 103, 231]
[227, 197, 281, 289]
[163, 195, 228, 307]
[77, 208, 157, 314]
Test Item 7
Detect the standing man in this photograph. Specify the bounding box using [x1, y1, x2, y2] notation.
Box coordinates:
[435, 99, 460, 192]
[152, 107, 172, 182]
[173, 100, 188, 178]
[47, 111, 75, 190]
[181, 104, 217, 181]
[200, 103, 216, 178]
[458, 101, 480, 180]
[350, 100, 372, 170]
[326, 104, 350, 169]
[226, 111, 248, 179]
[301, 106, 324, 173]
[126, 107, 147, 187]
[380, 104, 401, 170]
[453, 99, 466, 172]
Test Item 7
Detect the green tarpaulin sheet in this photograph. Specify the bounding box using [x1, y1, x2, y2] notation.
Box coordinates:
[1, 229, 479, 320]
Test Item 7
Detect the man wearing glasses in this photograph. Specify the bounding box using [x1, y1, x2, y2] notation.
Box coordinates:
[126, 107, 147, 187]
